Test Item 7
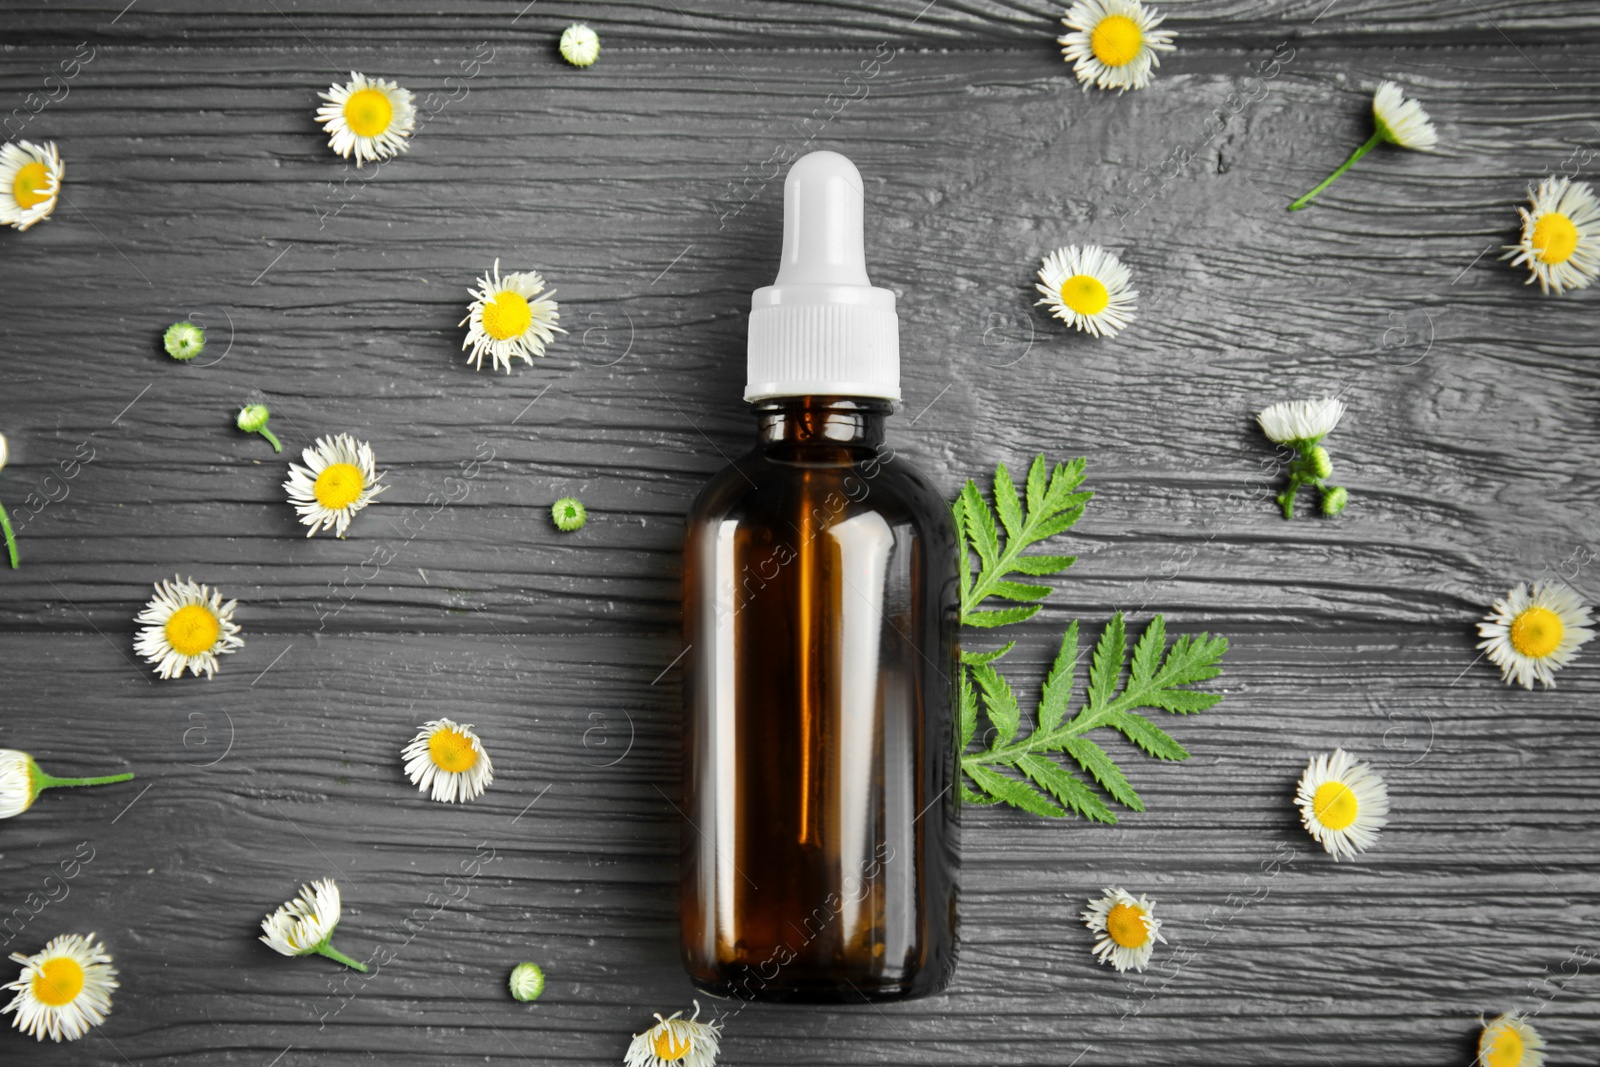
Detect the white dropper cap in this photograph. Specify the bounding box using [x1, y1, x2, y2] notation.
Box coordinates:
[745, 151, 900, 402]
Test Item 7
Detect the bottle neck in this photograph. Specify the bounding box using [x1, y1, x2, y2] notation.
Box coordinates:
[753, 396, 890, 452]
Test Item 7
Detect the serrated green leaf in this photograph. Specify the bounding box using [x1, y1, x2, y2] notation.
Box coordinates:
[1017, 755, 1115, 823]
[1044, 460, 1088, 512]
[961, 642, 1015, 666]
[959, 481, 999, 569]
[993, 462, 1023, 540]
[1030, 506, 1089, 542]
[966, 763, 1064, 817]
[1145, 689, 1225, 715]
[960, 783, 1000, 806]
[958, 666, 978, 750]
[964, 605, 1041, 628]
[1110, 711, 1190, 761]
[1008, 554, 1079, 576]
[971, 662, 1020, 746]
[1025, 454, 1048, 518]
[1061, 737, 1144, 812]
[986, 580, 1054, 602]
[1152, 632, 1229, 688]
[1087, 612, 1126, 710]
[1129, 614, 1166, 685]
[1038, 622, 1080, 733]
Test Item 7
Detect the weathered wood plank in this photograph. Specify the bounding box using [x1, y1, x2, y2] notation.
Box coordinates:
[0, 632, 1594, 1065]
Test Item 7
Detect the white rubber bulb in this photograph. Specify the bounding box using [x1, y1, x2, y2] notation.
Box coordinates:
[773, 150, 872, 287]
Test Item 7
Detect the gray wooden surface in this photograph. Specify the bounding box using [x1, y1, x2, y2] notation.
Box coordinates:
[2, 2, 1598, 1064]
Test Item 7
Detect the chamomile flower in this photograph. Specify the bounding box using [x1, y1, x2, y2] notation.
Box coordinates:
[1476, 580, 1594, 690]
[1256, 397, 1345, 445]
[560, 24, 601, 67]
[133, 576, 244, 680]
[0, 140, 63, 232]
[1295, 748, 1389, 861]
[625, 1002, 722, 1067]
[163, 321, 206, 362]
[1503, 177, 1600, 296]
[1035, 244, 1137, 338]
[1057, 0, 1176, 93]
[1477, 1013, 1545, 1067]
[1082, 887, 1165, 973]
[460, 259, 565, 372]
[1289, 81, 1436, 210]
[402, 718, 494, 803]
[315, 72, 417, 165]
[0, 750, 134, 820]
[259, 879, 367, 971]
[2, 933, 117, 1042]
[284, 433, 387, 538]
[235, 404, 282, 452]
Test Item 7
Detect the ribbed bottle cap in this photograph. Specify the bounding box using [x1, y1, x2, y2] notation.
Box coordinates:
[745, 151, 900, 402]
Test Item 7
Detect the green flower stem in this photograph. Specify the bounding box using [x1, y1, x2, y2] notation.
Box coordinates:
[33, 769, 135, 792]
[1288, 132, 1382, 211]
[313, 940, 369, 972]
[0, 498, 16, 569]
[257, 427, 283, 453]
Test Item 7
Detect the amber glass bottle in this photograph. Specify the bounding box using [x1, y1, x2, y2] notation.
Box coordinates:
[680, 149, 959, 1002]
[680, 395, 959, 1001]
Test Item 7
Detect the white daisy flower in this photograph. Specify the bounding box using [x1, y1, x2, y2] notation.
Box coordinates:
[0, 750, 134, 820]
[1370, 80, 1438, 151]
[1476, 580, 1594, 690]
[1289, 81, 1435, 210]
[1477, 1012, 1545, 1067]
[1502, 177, 1600, 296]
[259, 879, 368, 971]
[403, 718, 494, 803]
[1034, 244, 1137, 338]
[2, 933, 117, 1042]
[460, 259, 565, 372]
[315, 72, 417, 165]
[625, 1001, 722, 1067]
[133, 575, 244, 680]
[1256, 397, 1346, 445]
[1057, 0, 1176, 93]
[1295, 748, 1389, 861]
[283, 433, 387, 538]
[560, 24, 601, 68]
[1082, 887, 1165, 973]
[0, 140, 63, 232]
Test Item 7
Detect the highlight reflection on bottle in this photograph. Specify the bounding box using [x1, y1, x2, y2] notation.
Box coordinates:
[680, 151, 960, 1002]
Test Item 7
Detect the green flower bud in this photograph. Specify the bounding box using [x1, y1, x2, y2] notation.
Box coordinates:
[1307, 445, 1332, 480]
[234, 404, 282, 453]
[164, 321, 206, 362]
[551, 497, 587, 532]
[1320, 485, 1348, 516]
[559, 24, 600, 67]
[509, 961, 545, 1002]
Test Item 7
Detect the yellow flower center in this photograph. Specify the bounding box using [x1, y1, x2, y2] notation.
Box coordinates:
[652, 1028, 692, 1062]
[1483, 1025, 1525, 1067]
[343, 88, 394, 138]
[1105, 902, 1149, 948]
[1091, 15, 1144, 68]
[429, 728, 478, 773]
[165, 604, 221, 657]
[12, 160, 52, 209]
[1060, 274, 1110, 316]
[32, 957, 85, 1007]
[313, 463, 365, 510]
[1509, 605, 1564, 659]
[1312, 781, 1359, 831]
[481, 291, 533, 341]
[1531, 212, 1578, 265]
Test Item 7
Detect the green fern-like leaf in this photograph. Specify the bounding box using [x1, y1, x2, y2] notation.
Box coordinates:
[959, 614, 1228, 821]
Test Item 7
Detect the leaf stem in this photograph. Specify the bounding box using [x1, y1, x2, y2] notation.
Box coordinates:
[1288, 132, 1382, 211]
[314, 939, 369, 972]
[0, 498, 17, 569]
[34, 770, 135, 791]
[258, 427, 283, 453]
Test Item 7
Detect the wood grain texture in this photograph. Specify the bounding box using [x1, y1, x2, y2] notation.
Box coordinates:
[2, 7, 1599, 1066]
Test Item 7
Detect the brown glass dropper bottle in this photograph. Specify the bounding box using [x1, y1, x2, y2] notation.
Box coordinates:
[680, 150, 960, 1003]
